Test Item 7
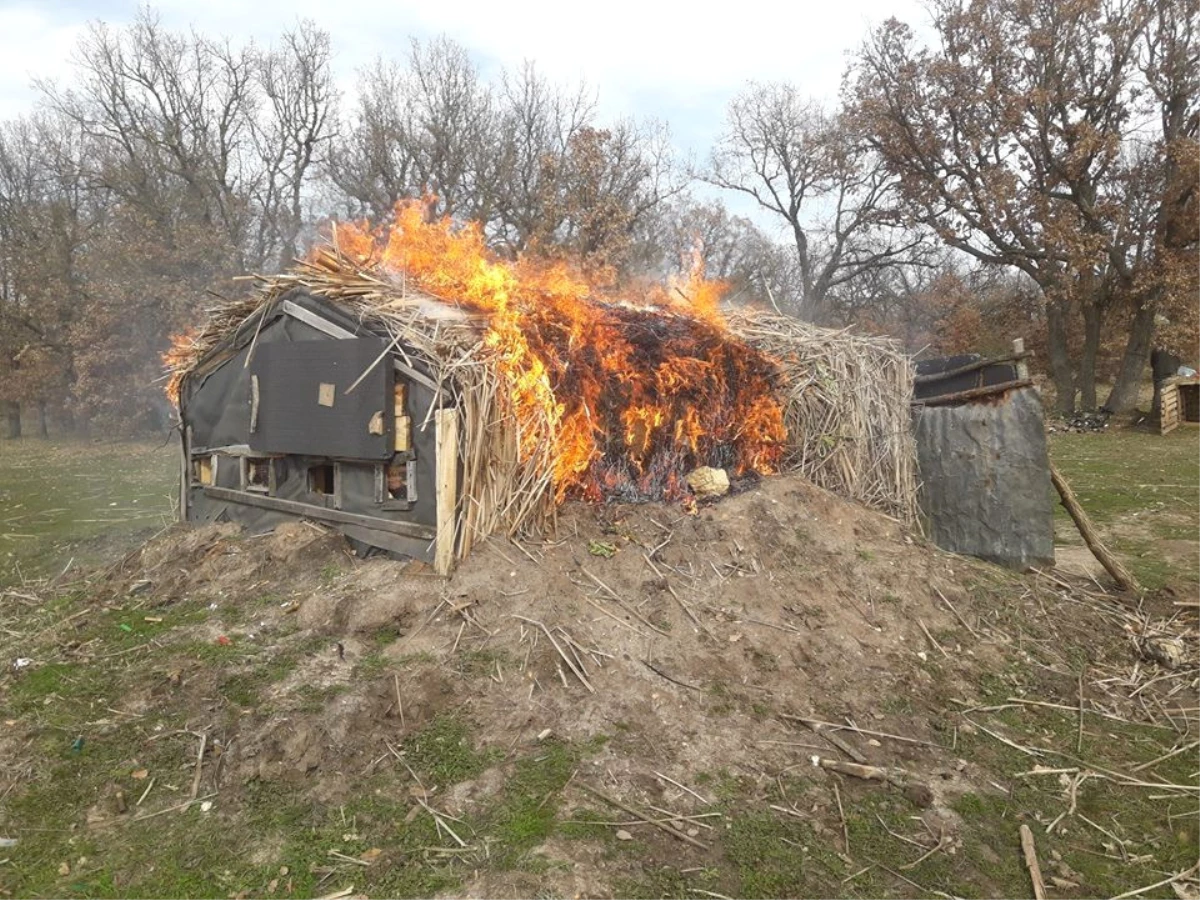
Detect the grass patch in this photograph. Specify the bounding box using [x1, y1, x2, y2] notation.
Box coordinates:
[399, 716, 496, 788]
[1049, 429, 1198, 592]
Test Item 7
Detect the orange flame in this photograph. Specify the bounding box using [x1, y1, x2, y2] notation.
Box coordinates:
[168, 201, 787, 503]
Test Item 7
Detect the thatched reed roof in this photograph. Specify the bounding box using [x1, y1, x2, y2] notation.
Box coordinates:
[168, 246, 919, 561]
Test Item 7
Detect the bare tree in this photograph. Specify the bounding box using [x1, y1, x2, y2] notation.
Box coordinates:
[488, 62, 596, 254]
[253, 20, 336, 268]
[854, 0, 1191, 412]
[707, 83, 924, 322]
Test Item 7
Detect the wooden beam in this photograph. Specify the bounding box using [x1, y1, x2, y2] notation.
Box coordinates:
[179, 425, 191, 522]
[201, 486, 436, 542]
[911, 379, 1033, 407]
[434, 407, 459, 576]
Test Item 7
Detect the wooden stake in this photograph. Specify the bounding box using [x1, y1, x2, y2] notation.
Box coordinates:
[1019, 824, 1047, 900]
[1049, 462, 1138, 593]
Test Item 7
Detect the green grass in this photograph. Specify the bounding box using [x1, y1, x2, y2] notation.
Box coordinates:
[0, 439, 177, 585]
[1049, 428, 1199, 592]
[399, 716, 498, 787]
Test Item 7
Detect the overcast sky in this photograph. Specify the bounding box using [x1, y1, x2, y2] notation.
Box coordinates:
[0, 0, 929, 145]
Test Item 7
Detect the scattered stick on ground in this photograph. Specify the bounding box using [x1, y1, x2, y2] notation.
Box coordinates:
[185, 731, 207, 810]
[1109, 862, 1200, 900]
[1019, 823, 1047, 900]
[790, 716, 868, 764]
[576, 783, 708, 850]
[814, 757, 890, 782]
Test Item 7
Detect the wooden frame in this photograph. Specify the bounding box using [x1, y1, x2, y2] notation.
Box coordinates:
[202, 486, 435, 542]
[1160, 376, 1199, 436]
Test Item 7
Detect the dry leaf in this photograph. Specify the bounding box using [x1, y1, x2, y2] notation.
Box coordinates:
[359, 848, 382, 863]
[131, 769, 149, 780]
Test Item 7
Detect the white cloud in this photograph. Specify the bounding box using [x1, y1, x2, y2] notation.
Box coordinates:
[0, 6, 86, 120]
[0, 0, 925, 130]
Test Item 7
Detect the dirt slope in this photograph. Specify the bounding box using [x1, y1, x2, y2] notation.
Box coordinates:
[2, 473, 1196, 899]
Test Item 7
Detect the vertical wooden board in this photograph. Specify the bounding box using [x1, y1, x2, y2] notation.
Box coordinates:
[434, 408, 459, 576]
[179, 426, 191, 521]
[1162, 385, 1180, 435]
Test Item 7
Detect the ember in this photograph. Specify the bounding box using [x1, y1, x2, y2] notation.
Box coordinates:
[322, 202, 786, 503]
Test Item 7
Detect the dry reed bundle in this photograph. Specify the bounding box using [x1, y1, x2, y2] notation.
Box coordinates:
[726, 310, 919, 524]
[168, 253, 920, 563]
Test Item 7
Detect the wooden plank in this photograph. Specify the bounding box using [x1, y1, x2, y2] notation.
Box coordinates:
[340, 523, 434, 561]
[434, 408, 459, 576]
[201, 486, 436, 541]
[250, 375, 260, 433]
[394, 416, 411, 452]
[1162, 385, 1180, 435]
[179, 426, 190, 521]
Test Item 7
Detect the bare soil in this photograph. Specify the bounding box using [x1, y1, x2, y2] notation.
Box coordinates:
[2, 471, 1196, 899]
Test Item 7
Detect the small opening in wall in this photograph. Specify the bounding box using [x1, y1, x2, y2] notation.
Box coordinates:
[308, 463, 335, 495]
[1181, 383, 1199, 423]
[244, 457, 271, 493]
[385, 463, 407, 500]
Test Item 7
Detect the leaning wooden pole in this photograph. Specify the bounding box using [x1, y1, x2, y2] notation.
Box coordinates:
[1049, 461, 1139, 593]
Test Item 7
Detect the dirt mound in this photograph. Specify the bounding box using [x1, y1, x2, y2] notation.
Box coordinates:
[4, 472, 1195, 899]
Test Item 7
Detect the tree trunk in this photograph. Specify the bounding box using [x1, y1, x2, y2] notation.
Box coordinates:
[1105, 299, 1158, 413]
[1078, 301, 1102, 411]
[1046, 299, 1075, 414]
[36, 400, 49, 438]
[2, 400, 21, 439]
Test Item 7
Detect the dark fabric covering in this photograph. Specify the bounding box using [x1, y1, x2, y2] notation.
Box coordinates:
[250, 337, 393, 460]
[179, 293, 442, 561]
[913, 386, 1054, 570]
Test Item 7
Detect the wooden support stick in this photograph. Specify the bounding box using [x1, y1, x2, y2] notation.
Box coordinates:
[912, 379, 1033, 406]
[1019, 824, 1047, 900]
[1049, 462, 1138, 593]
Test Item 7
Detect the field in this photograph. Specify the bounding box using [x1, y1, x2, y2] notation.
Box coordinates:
[0, 440, 178, 586]
[1049, 428, 1199, 594]
[0, 427, 1196, 899]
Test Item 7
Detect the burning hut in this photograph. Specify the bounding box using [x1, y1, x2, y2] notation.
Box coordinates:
[167, 204, 917, 573]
